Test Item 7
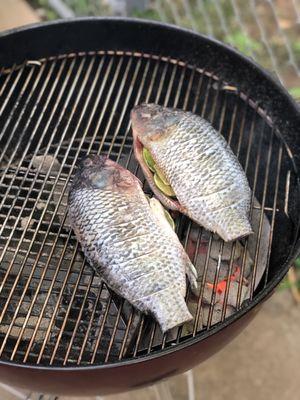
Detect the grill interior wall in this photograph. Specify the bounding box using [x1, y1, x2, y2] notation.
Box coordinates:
[0, 52, 297, 366]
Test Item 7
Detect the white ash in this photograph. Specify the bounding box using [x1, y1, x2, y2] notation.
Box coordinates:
[190, 236, 252, 303]
[31, 155, 61, 175]
[209, 235, 243, 261]
[0, 316, 50, 342]
[216, 281, 249, 307]
[36, 201, 46, 210]
[20, 216, 34, 230]
[195, 245, 252, 284]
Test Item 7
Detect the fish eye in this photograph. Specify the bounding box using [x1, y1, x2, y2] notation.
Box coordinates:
[90, 172, 108, 189]
[83, 157, 94, 167]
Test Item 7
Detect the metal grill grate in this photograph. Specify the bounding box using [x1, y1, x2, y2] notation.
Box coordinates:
[0, 51, 296, 366]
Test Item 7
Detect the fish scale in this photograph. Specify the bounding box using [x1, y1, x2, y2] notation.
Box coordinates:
[68, 155, 197, 332]
[131, 104, 252, 242]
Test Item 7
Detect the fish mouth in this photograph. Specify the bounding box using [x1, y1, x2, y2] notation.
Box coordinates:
[132, 136, 182, 212]
[131, 103, 160, 126]
[130, 105, 152, 125]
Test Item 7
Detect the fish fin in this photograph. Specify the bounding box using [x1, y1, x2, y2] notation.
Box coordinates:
[148, 197, 177, 236]
[185, 260, 198, 292]
[216, 212, 253, 242]
[133, 289, 193, 332]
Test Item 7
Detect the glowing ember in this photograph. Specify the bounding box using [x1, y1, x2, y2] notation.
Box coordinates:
[206, 266, 241, 295]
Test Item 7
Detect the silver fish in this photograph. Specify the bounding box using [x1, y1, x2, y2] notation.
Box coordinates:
[131, 104, 252, 242]
[68, 155, 197, 332]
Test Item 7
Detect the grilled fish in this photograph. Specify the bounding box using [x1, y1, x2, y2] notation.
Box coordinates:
[131, 104, 252, 242]
[68, 155, 197, 332]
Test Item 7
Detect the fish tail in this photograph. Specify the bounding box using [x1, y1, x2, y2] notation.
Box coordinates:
[134, 288, 193, 332]
[218, 213, 253, 242]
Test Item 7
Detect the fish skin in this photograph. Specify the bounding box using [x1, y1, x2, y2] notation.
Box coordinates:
[131, 104, 253, 242]
[68, 155, 196, 332]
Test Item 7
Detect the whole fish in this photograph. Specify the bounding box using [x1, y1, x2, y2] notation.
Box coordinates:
[131, 104, 252, 242]
[68, 155, 197, 332]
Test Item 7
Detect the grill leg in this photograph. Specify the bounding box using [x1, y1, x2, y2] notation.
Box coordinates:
[0, 383, 28, 399]
[152, 381, 174, 400]
[25, 394, 58, 400]
[185, 370, 196, 400]
[151, 370, 196, 400]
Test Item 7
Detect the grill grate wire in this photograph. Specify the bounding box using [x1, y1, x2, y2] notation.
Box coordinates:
[0, 51, 296, 366]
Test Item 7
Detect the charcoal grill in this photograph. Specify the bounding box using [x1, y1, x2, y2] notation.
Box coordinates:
[0, 18, 299, 396]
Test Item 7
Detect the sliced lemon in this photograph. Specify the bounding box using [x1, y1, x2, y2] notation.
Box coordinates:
[143, 147, 156, 172]
[153, 164, 170, 186]
[154, 173, 176, 197]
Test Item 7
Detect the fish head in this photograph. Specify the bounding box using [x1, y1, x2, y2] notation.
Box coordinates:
[131, 103, 181, 146]
[72, 155, 141, 192]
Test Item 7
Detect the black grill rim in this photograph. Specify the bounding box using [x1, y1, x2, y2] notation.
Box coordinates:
[0, 17, 299, 371]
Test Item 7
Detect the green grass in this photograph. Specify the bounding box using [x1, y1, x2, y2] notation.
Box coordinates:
[279, 278, 300, 291]
[29, 0, 58, 19]
[289, 87, 300, 98]
[225, 31, 263, 57]
[131, 8, 162, 21]
[279, 257, 300, 291]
